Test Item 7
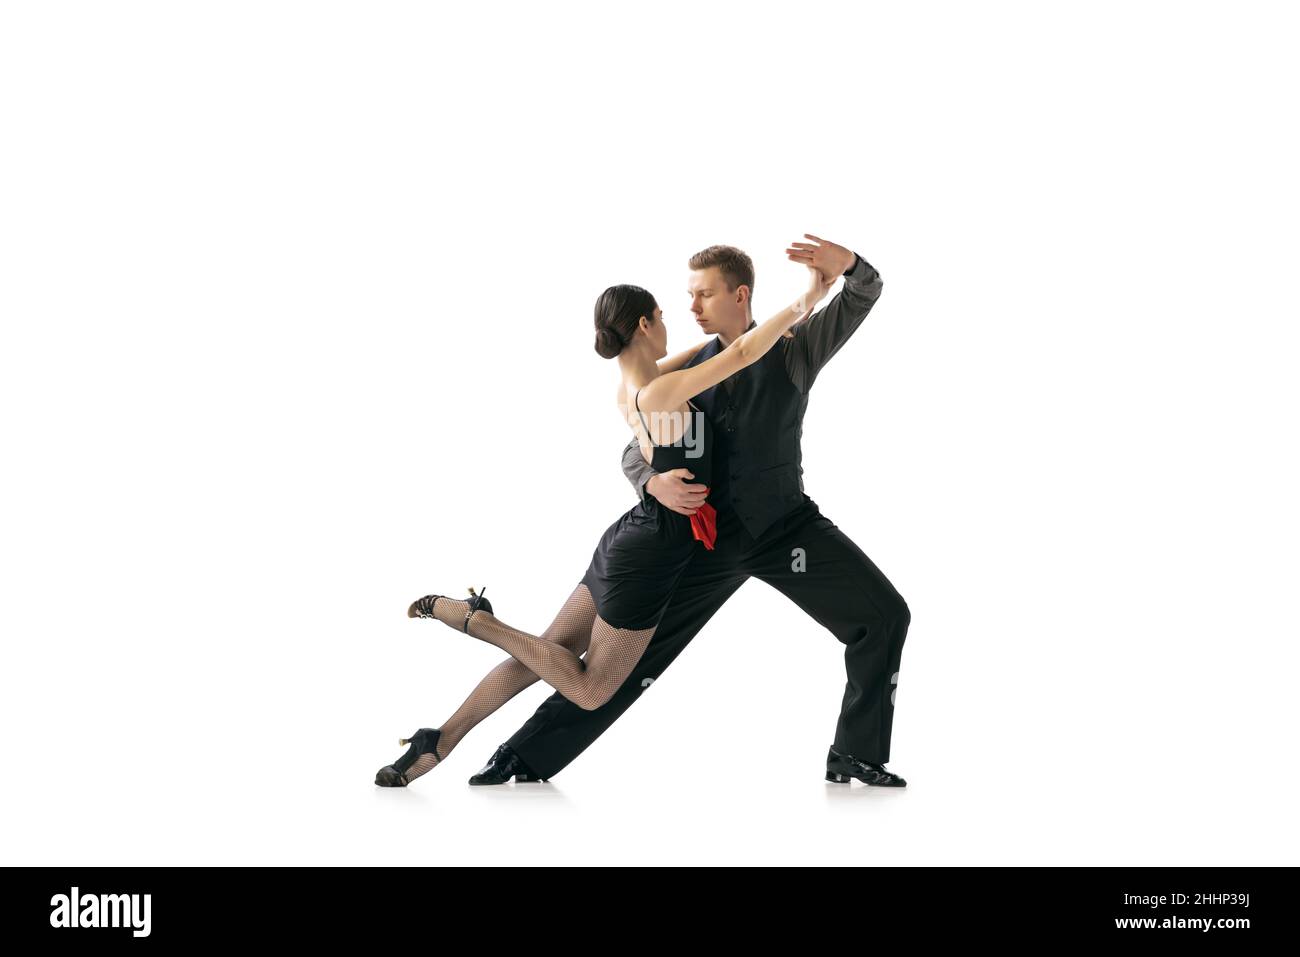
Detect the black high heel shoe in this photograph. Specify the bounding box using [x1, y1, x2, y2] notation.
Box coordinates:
[407, 586, 494, 632]
[374, 728, 444, 787]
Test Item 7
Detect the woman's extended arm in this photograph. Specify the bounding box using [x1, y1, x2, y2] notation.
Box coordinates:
[642, 266, 833, 413]
[656, 340, 709, 375]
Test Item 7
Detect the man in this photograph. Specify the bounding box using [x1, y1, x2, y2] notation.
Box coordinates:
[471, 235, 912, 787]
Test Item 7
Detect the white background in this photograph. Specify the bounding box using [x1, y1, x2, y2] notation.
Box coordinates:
[2, 1, 1297, 866]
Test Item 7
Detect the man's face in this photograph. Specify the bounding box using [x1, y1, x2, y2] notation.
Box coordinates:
[687, 266, 749, 336]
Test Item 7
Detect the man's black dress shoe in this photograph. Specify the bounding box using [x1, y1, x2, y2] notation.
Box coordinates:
[468, 744, 548, 785]
[825, 746, 907, 787]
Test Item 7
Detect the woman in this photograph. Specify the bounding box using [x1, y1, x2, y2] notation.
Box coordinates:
[375, 260, 832, 786]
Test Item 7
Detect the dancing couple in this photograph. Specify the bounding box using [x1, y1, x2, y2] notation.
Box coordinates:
[376, 234, 912, 789]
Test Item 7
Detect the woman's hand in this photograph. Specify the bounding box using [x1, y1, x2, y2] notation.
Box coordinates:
[806, 264, 833, 294]
[795, 265, 833, 316]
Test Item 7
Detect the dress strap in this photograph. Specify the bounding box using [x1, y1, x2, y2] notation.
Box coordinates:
[633, 388, 654, 444]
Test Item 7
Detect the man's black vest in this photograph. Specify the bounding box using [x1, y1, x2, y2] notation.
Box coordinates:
[685, 333, 809, 540]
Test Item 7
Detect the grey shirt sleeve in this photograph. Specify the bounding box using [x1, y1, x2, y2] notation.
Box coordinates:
[783, 252, 884, 393]
[622, 434, 655, 506]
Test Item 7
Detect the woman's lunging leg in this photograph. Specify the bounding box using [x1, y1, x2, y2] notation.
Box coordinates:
[390, 584, 596, 784]
[427, 586, 655, 711]
[435, 584, 597, 759]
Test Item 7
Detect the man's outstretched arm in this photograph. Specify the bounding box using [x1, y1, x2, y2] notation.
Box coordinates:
[783, 234, 884, 393]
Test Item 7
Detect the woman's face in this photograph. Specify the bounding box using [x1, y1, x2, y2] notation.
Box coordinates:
[648, 305, 668, 359]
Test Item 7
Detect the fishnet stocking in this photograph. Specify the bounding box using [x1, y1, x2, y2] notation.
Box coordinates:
[390, 584, 597, 783]
[429, 584, 656, 712]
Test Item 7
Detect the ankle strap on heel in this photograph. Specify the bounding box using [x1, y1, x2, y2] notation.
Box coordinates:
[464, 586, 489, 632]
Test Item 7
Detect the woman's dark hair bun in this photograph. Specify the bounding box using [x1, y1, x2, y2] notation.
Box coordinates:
[594, 325, 624, 359]
[593, 284, 657, 360]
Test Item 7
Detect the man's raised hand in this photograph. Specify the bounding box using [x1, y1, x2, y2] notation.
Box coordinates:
[785, 233, 857, 278]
